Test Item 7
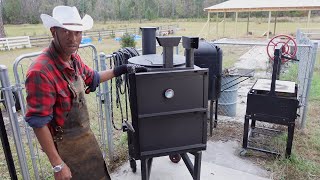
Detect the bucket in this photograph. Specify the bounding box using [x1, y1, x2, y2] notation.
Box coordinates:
[218, 75, 239, 117]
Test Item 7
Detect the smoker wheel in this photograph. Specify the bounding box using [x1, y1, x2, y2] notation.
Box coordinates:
[169, 154, 181, 163]
[239, 149, 247, 157]
[129, 158, 137, 173]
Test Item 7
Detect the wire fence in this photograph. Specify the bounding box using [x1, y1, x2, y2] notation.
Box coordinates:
[296, 29, 319, 129]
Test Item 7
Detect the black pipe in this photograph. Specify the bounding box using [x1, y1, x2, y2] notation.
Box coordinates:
[140, 27, 158, 55]
[270, 45, 282, 96]
[0, 107, 18, 180]
[182, 36, 199, 68]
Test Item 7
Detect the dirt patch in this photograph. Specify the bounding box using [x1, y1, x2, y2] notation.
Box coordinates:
[208, 121, 243, 142]
[108, 146, 129, 173]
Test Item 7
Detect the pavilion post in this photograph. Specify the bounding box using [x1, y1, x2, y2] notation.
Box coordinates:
[207, 12, 211, 39]
[216, 12, 219, 38]
[246, 12, 250, 36]
[274, 11, 278, 36]
[223, 12, 226, 37]
[267, 11, 271, 39]
[307, 10, 311, 29]
[235, 12, 238, 37]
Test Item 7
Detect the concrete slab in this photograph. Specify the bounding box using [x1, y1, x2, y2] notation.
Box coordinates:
[111, 156, 269, 180]
[111, 141, 271, 180]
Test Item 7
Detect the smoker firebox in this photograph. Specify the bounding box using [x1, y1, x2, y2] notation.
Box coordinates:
[242, 45, 299, 157]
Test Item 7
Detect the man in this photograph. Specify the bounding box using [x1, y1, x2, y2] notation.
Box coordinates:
[25, 6, 146, 180]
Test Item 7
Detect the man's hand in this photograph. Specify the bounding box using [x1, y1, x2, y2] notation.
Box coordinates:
[88, 64, 149, 94]
[54, 164, 72, 180]
[113, 64, 148, 77]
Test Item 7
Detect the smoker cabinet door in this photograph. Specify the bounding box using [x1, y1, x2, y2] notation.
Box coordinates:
[132, 70, 207, 116]
[138, 112, 207, 156]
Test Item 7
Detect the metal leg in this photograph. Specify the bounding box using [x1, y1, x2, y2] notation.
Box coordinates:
[141, 158, 153, 180]
[147, 158, 153, 179]
[141, 159, 147, 180]
[181, 152, 202, 180]
[214, 99, 218, 128]
[209, 100, 214, 136]
[193, 152, 202, 180]
[181, 153, 194, 176]
[250, 118, 256, 138]
[286, 123, 295, 158]
[242, 115, 250, 149]
[251, 118, 256, 129]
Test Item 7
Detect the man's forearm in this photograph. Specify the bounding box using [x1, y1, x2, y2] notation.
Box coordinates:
[98, 69, 115, 83]
[33, 126, 63, 166]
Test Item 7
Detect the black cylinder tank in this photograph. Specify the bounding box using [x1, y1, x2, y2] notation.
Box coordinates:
[140, 27, 157, 55]
[194, 41, 223, 100]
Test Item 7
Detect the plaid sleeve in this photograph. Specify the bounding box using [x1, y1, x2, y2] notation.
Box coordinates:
[25, 70, 56, 122]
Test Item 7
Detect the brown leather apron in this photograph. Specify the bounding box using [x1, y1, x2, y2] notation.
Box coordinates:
[52, 64, 111, 180]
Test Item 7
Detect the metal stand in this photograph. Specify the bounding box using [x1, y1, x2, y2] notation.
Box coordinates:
[242, 115, 295, 157]
[140, 152, 202, 180]
[0, 108, 18, 180]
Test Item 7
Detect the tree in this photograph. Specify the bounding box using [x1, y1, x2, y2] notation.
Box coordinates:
[0, 0, 6, 37]
[120, 33, 136, 48]
[3, 0, 22, 24]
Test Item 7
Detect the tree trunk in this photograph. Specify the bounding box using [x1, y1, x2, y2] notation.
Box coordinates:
[0, 2, 6, 38]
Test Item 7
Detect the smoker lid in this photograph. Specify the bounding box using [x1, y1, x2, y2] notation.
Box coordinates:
[128, 54, 185, 67]
[194, 41, 219, 57]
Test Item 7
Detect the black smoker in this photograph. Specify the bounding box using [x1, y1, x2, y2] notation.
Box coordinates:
[242, 45, 299, 157]
[194, 42, 222, 135]
[127, 27, 208, 180]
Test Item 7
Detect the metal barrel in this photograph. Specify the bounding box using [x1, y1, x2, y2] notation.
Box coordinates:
[218, 75, 239, 117]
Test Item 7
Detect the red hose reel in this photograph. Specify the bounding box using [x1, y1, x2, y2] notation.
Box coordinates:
[267, 34, 297, 63]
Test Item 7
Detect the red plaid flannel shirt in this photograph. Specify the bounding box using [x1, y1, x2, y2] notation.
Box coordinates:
[25, 42, 95, 127]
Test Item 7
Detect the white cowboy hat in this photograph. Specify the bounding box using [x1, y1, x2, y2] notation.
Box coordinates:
[40, 6, 93, 31]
